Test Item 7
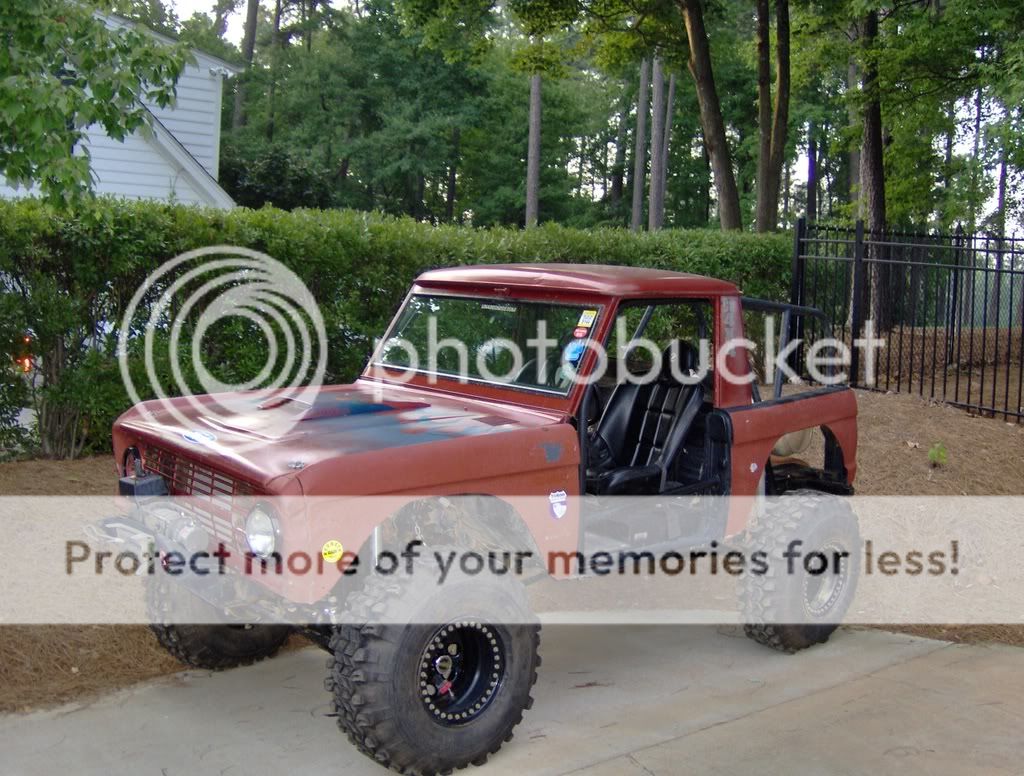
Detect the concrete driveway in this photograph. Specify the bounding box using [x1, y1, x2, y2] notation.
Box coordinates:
[2, 627, 1022, 776]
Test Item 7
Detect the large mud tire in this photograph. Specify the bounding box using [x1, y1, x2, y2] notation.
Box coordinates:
[147, 575, 291, 670]
[742, 489, 860, 653]
[326, 547, 540, 775]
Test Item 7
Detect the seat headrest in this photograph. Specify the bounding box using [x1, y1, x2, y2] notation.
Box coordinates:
[661, 340, 699, 378]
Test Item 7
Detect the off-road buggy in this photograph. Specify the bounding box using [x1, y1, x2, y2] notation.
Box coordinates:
[104, 265, 859, 774]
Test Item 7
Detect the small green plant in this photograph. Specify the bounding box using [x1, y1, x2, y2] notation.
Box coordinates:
[928, 442, 948, 468]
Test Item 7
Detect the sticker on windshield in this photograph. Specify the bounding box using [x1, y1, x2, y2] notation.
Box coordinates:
[577, 309, 597, 327]
[563, 340, 586, 363]
[549, 490, 568, 519]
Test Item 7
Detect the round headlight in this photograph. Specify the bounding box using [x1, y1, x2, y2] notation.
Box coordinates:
[244, 505, 278, 558]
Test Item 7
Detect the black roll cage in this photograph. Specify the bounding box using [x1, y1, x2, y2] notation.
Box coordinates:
[576, 296, 835, 494]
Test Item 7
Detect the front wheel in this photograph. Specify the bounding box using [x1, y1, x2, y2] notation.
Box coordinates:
[326, 547, 540, 775]
[741, 489, 860, 653]
[147, 575, 291, 670]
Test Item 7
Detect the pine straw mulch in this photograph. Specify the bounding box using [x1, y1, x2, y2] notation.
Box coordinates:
[0, 457, 309, 712]
[1, 389, 1022, 712]
[846, 387, 1024, 497]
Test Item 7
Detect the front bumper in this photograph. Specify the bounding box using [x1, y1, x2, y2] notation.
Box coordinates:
[86, 504, 339, 624]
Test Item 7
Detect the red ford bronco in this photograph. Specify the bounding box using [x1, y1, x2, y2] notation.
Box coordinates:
[108, 264, 858, 774]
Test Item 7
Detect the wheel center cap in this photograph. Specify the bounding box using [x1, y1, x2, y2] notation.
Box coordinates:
[434, 654, 453, 677]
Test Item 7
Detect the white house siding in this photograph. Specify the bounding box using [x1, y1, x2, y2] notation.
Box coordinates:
[103, 14, 230, 180]
[83, 130, 207, 206]
[144, 53, 227, 179]
[0, 15, 236, 209]
[0, 104, 220, 207]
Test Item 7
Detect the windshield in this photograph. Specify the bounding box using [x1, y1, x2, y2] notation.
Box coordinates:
[374, 294, 602, 395]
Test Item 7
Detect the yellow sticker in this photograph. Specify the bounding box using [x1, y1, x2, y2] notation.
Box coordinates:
[577, 309, 597, 327]
[321, 540, 344, 562]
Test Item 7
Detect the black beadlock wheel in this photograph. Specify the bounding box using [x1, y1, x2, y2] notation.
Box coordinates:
[147, 574, 291, 670]
[417, 621, 506, 725]
[326, 546, 540, 775]
[741, 489, 861, 653]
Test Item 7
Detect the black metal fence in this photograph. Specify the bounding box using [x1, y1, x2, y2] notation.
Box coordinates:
[791, 218, 1024, 421]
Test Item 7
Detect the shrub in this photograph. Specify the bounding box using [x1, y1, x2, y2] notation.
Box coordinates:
[0, 198, 792, 456]
[0, 364, 30, 459]
[220, 141, 336, 211]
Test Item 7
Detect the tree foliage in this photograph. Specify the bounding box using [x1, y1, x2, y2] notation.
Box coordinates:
[0, 1, 187, 206]
[8, 0, 1024, 231]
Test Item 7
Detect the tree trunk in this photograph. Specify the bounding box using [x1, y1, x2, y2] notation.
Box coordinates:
[648, 57, 666, 231]
[754, 0, 790, 231]
[610, 106, 626, 204]
[306, 0, 316, 51]
[415, 174, 426, 221]
[806, 120, 817, 221]
[657, 73, 676, 222]
[988, 104, 1009, 332]
[782, 162, 790, 226]
[446, 126, 460, 223]
[213, 0, 234, 36]
[525, 72, 542, 228]
[766, 0, 790, 229]
[820, 130, 830, 216]
[265, 0, 283, 142]
[630, 58, 650, 232]
[755, 0, 772, 232]
[860, 10, 889, 331]
[680, 0, 742, 230]
[969, 83, 983, 233]
[577, 139, 585, 195]
[990, 143, 1007, 330]
[996, 133, 1007, 239]
[940, 101, 954, 225]
[702, 135, 711, 224]
[847, 55, 861, 214]
[860, 12, 885, 232]
[231, 0, 261, 129]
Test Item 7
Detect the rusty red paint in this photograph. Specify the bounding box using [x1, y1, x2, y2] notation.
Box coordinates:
[415, 264, 741, 298]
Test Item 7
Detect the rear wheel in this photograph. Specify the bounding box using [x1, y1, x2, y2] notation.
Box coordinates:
[326, 546, 540, 775]
[742, 489, 860, 653]
[147, 575, 291, 670]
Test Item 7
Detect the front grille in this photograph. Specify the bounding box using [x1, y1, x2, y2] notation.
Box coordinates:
[143, 444, 257, 547]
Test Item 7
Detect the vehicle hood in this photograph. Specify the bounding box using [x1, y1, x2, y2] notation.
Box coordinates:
[114, 380, 562, 490]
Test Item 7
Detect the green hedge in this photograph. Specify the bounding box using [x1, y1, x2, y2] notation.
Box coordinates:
[0, 198, 792, 457]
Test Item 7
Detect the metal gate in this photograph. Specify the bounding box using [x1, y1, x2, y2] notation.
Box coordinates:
[791, 218, 1024, 421]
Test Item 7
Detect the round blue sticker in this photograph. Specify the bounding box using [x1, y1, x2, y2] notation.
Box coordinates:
[563, 340, 587, 363]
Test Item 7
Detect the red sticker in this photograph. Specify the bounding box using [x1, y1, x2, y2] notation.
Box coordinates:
[573, 327, 588, 338]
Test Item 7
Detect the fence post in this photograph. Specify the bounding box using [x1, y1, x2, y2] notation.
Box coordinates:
[789, 218, 807, 375]
[849, 219, 865, 386]
[947, 224, 963, 366]
[790, 217, 806, 307]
